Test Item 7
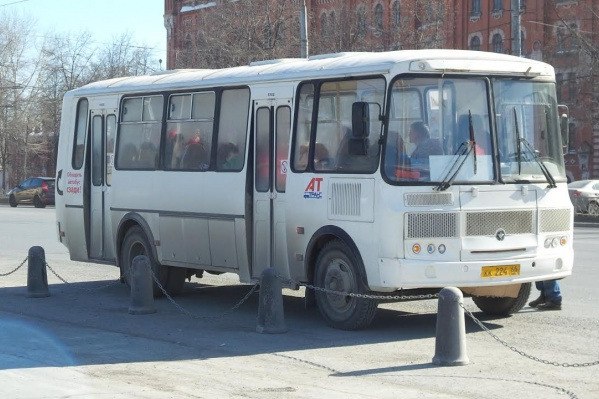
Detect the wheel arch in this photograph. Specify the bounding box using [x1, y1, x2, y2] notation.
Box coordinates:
[304, 225, 368, 286]
[115, 212, 158, 270]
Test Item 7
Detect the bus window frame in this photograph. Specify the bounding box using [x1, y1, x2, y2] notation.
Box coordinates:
[290, 74, 387, 175]
[114, 85, 250, 173]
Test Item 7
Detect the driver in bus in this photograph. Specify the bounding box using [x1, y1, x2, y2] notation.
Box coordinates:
[409, 121, 443, 170]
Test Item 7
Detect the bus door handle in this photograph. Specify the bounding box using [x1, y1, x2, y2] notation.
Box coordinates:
[56, 169, 64, 196]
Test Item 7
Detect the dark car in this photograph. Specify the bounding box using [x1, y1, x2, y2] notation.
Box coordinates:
[7, 177, 55, 208]
[568, 179, 599, 215]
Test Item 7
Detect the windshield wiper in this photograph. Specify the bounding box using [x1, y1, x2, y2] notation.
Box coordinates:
[519, 138, 557, 189]
[513, 108, 523, 174]
[435, 110, 478, 191]
[435, 142, 475, 191]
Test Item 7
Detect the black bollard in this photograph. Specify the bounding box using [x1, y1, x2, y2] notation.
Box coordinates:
[432, 287, 469, 366]
[256, 268, 287, 334]
[128, 255, 157, 315]
[27, 246, 50, 298]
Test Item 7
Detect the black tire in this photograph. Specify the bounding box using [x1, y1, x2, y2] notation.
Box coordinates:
[120, 226, 185, 297]
[314, 240, 378, 330]
[472, 282, 531, 316]
[8, 195, 17, 207]
[33, 195, 45, 208]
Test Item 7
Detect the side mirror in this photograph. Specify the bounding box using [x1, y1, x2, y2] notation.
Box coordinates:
[558, 104, 569, 148]
[352, 102, 370, 139]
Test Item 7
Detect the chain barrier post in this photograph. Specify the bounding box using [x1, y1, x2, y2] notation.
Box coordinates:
[128, 255, 157, 315]
[27, 246, 50, 298]
[432, 287, 469, 366]
[256, 268, 287, 334]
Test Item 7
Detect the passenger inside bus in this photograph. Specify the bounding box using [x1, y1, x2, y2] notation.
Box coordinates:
[180, 132, 209, 170]
[409, 121, 443, 170]
[218, 142, 242, 170]
[119, 143, 139, 169]
[138, 141, 158, 168]
[385, 131, 413, 179]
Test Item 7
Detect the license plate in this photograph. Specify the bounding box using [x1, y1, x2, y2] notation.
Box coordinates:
[481, 264, 520, 278]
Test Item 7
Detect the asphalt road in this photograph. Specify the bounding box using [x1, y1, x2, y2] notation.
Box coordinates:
[0, 204, 597, 398]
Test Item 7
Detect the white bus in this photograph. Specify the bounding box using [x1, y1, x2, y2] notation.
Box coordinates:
[55, 50, 573, 329]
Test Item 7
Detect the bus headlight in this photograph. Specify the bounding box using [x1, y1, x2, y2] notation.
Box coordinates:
[560, 236, 567, 246]
[544, 238, 552, 248]
[438, 244, 446, 254]
[551, 237, 559, 248]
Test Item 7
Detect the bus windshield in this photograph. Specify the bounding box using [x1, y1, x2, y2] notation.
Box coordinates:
[385, 77, 494, 184]
[493, 79, 566, 184]
[384, 76, 565, 185]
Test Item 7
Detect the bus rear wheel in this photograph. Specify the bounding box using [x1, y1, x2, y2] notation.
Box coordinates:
[314, 240, 377, 330]
[120, 226, 185, 297]
[472, 282, 531, 316]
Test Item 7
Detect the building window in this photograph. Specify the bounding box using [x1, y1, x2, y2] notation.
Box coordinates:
[557, 23, 579, 52]
[568, 72, 577, 99]
[392, 1, 401, 28]
[374, 3, 384, 34]
[492, 33, 503, 53]
[320, 12, 328, 37]
[471, 0, 481, 14]
[555, 73, 563, 102]
[492, 0, 503, 11]
[356, 6, 367, 38]
[330, 11, 336, 31]
[470, 35, 481, 51]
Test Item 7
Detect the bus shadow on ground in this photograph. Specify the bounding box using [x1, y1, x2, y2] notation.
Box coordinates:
[0, 281, 504, 371]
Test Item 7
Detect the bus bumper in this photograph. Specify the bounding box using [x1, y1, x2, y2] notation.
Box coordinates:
[374, 253, 573, 291]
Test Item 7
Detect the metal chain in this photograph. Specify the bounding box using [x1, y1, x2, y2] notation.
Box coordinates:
[277, 273, 438, 301]
[44, 261, 70, 284]
[151, 269, 259, 321]
[44, 260, 121, 292]
[0, 256, 28, 277]
[460, 302, 599, 368]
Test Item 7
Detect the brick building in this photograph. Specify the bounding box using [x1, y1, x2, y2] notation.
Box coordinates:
[164, 0, 599, 179]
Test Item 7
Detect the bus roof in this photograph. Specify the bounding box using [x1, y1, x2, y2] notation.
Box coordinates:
[71, 50, 555, 96]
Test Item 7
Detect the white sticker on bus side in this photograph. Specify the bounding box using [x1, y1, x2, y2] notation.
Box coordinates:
[304, 177, 323, 199]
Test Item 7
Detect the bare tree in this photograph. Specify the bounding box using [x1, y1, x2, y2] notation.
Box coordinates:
[175, 0, 300, 68]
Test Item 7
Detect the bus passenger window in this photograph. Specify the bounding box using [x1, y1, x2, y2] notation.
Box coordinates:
[216, 88, 250, 172]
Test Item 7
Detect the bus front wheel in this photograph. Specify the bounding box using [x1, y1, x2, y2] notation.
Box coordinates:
[120, 226, 185, 297]
[314, 240, 377, 330]
[472, 282, 531, 316]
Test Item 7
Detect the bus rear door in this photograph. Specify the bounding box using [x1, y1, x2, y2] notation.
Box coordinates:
[89, 108, 117, 261]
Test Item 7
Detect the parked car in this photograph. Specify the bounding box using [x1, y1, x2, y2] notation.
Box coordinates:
[7, 177, 55, 208]
[568, 180, 599, 215]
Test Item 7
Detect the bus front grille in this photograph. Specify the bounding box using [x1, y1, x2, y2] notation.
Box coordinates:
[539, 208, 571, 232]
[466, 210, 534, 236]
[406, 212, 458, 238]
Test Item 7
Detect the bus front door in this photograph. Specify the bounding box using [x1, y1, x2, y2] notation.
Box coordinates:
[89, 110, 117, 261]
[252, 100, 292, 279]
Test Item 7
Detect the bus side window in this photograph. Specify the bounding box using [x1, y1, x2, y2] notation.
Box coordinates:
[117, 95, 162, 170]
[292, 83, 314, 172]
[72, 98, 89, 169]
[216, 88, 250, 172]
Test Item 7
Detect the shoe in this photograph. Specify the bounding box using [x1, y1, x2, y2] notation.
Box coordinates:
[537, 301, 562, 311]
[528, 295, 545, 307]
